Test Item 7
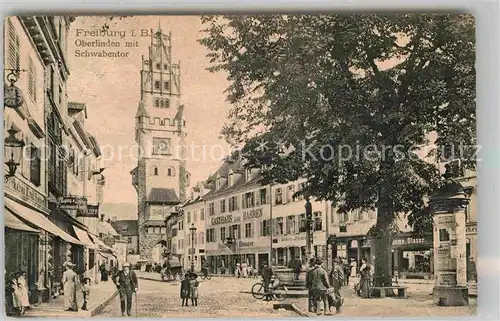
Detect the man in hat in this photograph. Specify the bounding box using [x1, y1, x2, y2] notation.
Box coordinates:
[310, 257, 331, 315]
[329, 257, 344, 313]
[305, 257, 316, 312]
[260, 262, 274, 301]
[112, 262, 138, 316]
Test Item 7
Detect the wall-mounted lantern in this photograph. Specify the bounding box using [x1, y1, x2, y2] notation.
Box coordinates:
[4, 125, 25, 181]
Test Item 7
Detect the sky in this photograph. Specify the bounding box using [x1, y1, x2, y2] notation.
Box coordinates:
[66, 16, 231, 208]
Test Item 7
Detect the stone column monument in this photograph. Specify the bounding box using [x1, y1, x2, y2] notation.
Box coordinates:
[429, 165, 470, 306]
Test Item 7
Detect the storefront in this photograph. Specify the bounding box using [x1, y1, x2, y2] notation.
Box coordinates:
[4, 195, 85, 302]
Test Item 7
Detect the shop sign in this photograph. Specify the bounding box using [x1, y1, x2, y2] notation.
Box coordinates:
[278, 234, 306, 243]
[243, 208, 263, 221]
[238, 241, 254, 247]
[104, 236, 115, 247]
[5, 175, 46, 212]
[211, 215, 233, 225]
[59, 196, 88, 211]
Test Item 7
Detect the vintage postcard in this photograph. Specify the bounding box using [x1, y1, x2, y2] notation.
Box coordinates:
[4, 14, 476, 317]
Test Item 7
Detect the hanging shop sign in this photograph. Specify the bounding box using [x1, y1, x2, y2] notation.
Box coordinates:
[77, 204, 99, 218]
[59, 196, 88, 211]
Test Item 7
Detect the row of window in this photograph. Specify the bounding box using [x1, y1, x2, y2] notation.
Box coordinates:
[185, 208, 205, 225]
[147, 226, 166, 235]
[176, 232, 205, 249]
[205, 212, 323, 243]
[152, 166, 176, 177]
[154, 80, 170, 92]
[207, 183, 306, 216]
[154, 97, 170, 108]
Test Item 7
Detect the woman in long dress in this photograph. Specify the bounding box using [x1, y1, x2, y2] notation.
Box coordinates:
[10, 273, 22, 315]
[350, 258, 357, 277]
[18, 271, 31, 309]
[359, 258, 372, 298]
[62, 262, 78, 311]
[241, 262, 248, 278]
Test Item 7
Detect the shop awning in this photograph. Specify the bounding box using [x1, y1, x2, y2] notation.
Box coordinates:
[99, 251, 116, 259]
[5, 207, 40, 233]
[92, 235, 114, 253]
[5, 198, 84, 246]
[73, 226, 99, 249]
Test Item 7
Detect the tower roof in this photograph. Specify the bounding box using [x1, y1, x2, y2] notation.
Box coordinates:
[135, 101, 149, 118]
[174, 104, 184, 120]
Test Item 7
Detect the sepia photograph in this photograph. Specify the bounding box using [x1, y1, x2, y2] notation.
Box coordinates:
[3, 14, 476, 318]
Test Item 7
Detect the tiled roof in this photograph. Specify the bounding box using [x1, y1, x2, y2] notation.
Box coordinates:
[147, 188, 180, 205]
[110, 220, 138, 236]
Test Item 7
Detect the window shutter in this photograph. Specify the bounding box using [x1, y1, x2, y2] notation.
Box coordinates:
[255, 191, 260, 206]
[260, 221, 263, 237]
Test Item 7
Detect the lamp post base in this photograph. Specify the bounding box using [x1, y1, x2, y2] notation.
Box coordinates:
[433, 285, 469, 306]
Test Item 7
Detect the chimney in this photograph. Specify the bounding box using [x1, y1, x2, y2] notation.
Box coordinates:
[100, 214, 104, 222]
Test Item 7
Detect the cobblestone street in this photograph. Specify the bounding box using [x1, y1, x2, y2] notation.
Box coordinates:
[95, 277, 298, 318]
[94, 275, 477, 318]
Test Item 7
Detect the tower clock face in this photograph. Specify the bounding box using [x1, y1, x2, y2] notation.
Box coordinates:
[4, 85, 24, 108]
[153, 137, 171, 155]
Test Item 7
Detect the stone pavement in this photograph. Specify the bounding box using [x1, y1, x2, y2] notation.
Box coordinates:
[95, 277, 298, 317]
[24, 280, 118, 318]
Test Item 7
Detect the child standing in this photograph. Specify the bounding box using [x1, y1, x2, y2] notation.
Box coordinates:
[189, 273, 199, 306]
[81, 277, 91, 311]
[180, 273, 190, 306]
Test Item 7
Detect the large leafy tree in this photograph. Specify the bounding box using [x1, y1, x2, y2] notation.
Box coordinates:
[199, 14, 475, 284]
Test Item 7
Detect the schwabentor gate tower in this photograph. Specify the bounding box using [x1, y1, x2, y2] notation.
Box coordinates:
[131, 26, 188, 260]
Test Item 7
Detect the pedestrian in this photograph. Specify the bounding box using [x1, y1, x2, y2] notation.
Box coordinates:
[100, 263, 108, 282]
[241, 261, 248, 278]
[18, 271, 31, 310]
[235, 263, 241, 278]
[359, 258, 372, 298]
[328, 257, 344, 314]
[10, 272, 23, 315]
[81, 277, 91, 311]
[35, 268, 45, 306]
[310, 258, 331, 315]
[260, 262, 273, 301]
[350, 258, 357, 278]
[112, 262, 138, 316]
[305, 258, 316, 313]
[62, 262, 78, 312]
[189, 272, 199, 306]
[294, 260, 302, 280]
[180, 273, 190, 306]
[342, 258, 350, 286]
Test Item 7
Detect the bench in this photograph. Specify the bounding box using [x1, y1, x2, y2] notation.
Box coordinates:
[371, 286, 408, 298]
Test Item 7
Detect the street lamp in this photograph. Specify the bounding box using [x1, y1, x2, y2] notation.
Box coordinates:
[189, 223, 197, 272]
[4, 125, 24, 182]
[305, 198, 314, 261]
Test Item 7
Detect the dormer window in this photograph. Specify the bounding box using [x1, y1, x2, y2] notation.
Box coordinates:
[245, 169, 251, 181]
[216, 178, 221, 190]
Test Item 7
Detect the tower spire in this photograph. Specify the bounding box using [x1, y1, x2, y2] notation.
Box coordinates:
[158, 17, 162, 32]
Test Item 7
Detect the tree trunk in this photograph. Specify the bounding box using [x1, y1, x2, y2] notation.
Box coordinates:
[372, 199, 394, 287]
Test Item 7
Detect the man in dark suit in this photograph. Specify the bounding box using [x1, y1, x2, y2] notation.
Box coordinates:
[310, 257, 331, 315]
[260, 262, 274, 301]
[112, 262, 138, 316]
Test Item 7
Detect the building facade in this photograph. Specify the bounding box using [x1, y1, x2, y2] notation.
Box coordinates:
[199, 158, 330, 274]
[131, 26, 188, 260]
[4, 17, 115, 307]
[179, 183, 210, 271]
